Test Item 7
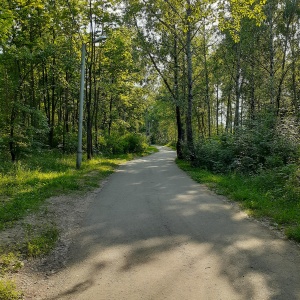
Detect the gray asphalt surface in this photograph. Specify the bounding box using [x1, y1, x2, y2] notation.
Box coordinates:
[48, 146, 300, 300]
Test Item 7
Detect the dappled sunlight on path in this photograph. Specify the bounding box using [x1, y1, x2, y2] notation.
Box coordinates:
[45, 146, 300, 300]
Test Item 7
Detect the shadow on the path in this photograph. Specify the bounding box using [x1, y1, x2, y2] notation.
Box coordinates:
[50, 147, 300, 300]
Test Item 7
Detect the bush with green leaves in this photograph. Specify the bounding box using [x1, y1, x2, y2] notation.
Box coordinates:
[122, 133, 148, 154]
[98, 133, 148, 155]
[191, 113, 299, 174]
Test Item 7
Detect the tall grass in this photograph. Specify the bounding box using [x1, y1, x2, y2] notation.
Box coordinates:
[0, 151, 114, 229]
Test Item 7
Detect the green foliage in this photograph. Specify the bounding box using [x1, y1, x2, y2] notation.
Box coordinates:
[122, 133, 148, 154]
[23, 226, 59, 257]
[98, 133, 148, 155]
[192, 114, 299, 174]
[0, 253, 23, 276]
[0, 280, 21, 300]
[0, 1, 14, 43]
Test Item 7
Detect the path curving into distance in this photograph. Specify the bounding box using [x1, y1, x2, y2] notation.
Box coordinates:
[43, 146, 300, 300]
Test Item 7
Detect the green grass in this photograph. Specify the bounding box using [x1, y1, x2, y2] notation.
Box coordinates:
[0, 149, 153, 230]
[176, 159, 300, 242]
[0, 146, 158, 230]
[0, 253, 23, 276]
[23, 225, 59, 258]
[0, 280, 21, 300]
[0, 253, 23, 300]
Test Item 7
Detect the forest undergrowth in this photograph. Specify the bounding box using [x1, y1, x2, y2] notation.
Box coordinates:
[177, 115, 300, 243]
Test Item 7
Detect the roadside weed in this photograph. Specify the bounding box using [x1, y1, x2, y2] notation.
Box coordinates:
[0, 280, 22, 300]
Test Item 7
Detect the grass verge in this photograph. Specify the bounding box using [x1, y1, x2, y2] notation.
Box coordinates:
[176, 159, 300, 242]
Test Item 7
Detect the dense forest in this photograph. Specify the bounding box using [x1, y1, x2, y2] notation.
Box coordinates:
[0, 0, 299, 171]
[0, 0, 299, 174]
[0, 0, 151, 163]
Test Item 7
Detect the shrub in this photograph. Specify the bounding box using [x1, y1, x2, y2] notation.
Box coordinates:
[192, 113, 299, 174]
[98, 133, 148, 155]
[122, 133, 148, 154]
[0, 280, 21, 300]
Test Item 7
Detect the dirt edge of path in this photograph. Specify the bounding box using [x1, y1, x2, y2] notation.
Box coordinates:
[0, 178, 110, 299]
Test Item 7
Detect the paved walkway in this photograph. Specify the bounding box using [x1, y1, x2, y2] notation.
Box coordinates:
[46, 147, 300, 299]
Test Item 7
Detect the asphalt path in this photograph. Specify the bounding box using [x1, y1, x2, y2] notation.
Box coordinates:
[47, 146, 300, 300]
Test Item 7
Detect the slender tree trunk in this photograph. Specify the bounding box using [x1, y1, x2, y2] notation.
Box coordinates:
[173, 28, 184, 159]
[216, 83, 219, 135]
[291, 45, 299, 120]
[94, 88, 100, 150]
[267, 1, 275, 108]
[249, 57, 255, 120]
[86, 3, 95, 160]
[86, 60, 93, 159]
[226, 93, 232, 134]
[203, 30, 211, 137]
[176, 106, 184, 159]
[108, 94, 113, 136]
[275, 17, 291, 116]
[9, 103, 17, 162]
[186, 0, 194, 159]
[49, 57, 56, 148]
[234, 43, 241, 130]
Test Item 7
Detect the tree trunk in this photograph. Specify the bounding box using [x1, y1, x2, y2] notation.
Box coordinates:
[173, 28, 184, 159]
[86, 60, 93, 160]
[234, 43, 241, 130]
[186, 0, 194, 159]
[203, 30, 211, 137]
[216, 83, 219, 135]
[267, 1, 275, 108]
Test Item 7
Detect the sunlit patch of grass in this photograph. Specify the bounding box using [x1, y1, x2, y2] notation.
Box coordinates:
[0, 253, 23, 300]
[0, 253, 23, 276]
[0, 279, 22, 300]
[22, 226, 59, 258]
[0, 147, 156, 230]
